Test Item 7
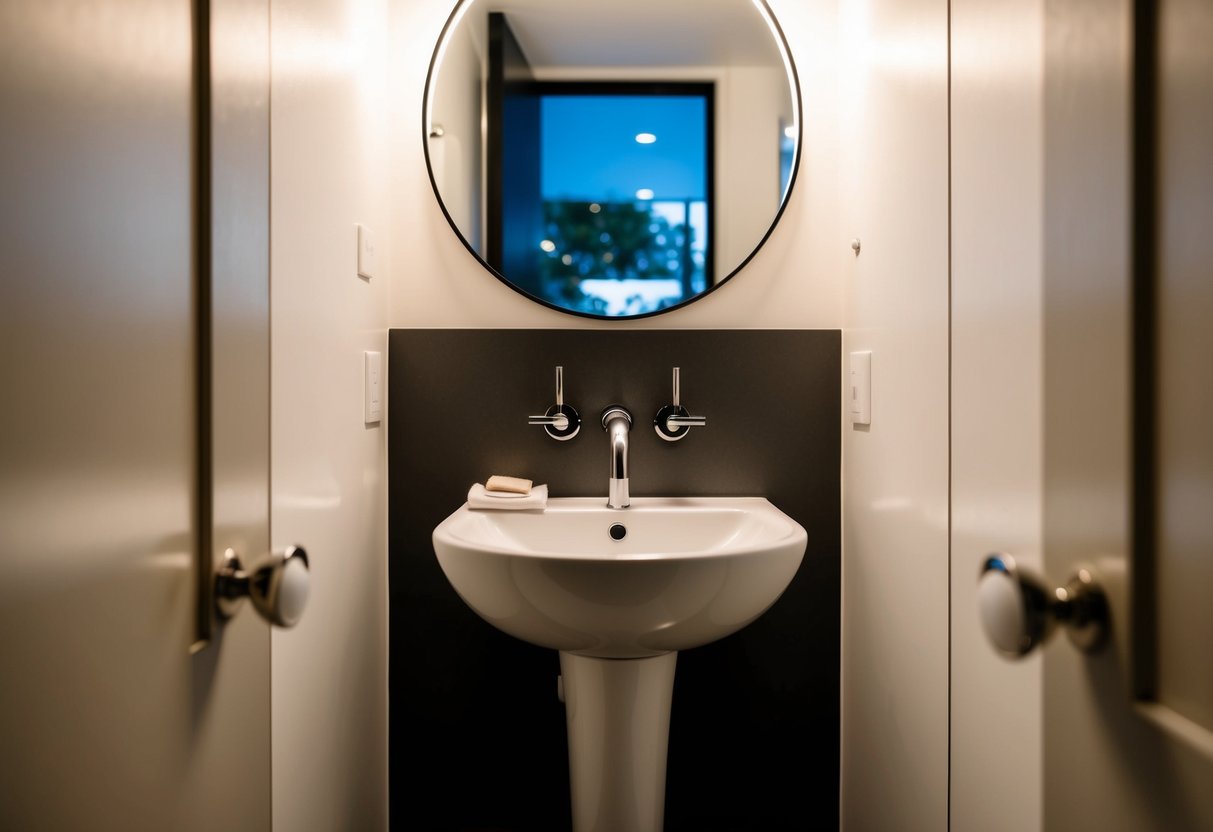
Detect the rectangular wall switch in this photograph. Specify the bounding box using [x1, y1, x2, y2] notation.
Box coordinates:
[357, 224, 376, 279]
[364, 351, 382, 423]
[849, 351, 871, 425]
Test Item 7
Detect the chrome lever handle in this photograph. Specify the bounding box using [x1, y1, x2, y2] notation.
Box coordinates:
[215, 545, 310, 628]
[655, 367, 706, 441]
[531, 365, 580, 441]
[528, 413, 570, 430]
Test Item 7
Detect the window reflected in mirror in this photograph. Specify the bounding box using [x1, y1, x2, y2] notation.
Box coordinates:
[502, 91, 711, 316]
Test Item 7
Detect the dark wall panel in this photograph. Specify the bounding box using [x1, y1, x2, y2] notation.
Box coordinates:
[388, 329, 840, 831]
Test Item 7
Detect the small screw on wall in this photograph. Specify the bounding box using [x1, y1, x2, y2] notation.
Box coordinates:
[850, 238, 862, 256]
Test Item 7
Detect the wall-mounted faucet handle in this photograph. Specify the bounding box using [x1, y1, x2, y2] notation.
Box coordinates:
[655, 367, 706, 442]
[528, 413, 570, 430]
[530, 365, 580, 441]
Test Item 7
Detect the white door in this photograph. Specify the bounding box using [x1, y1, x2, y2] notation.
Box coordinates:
[1036, 1, 1213, 828]
[0, 1, 276, 829]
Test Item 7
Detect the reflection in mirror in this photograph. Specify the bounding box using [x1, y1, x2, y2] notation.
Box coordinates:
[425, 0, 800, 319]
[504, 84, 713, 315]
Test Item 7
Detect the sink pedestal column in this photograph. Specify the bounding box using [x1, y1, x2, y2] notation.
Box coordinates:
[559, 651, 678, 832]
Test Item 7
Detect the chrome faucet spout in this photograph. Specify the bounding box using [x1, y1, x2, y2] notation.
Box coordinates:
[601, 407, 632, 509]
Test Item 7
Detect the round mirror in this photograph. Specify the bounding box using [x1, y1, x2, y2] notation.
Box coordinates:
[424, 0, 801, 319]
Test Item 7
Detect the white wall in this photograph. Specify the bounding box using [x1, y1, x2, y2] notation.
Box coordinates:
[270, 0, 390, 829]
[837, 0, 951, 828]
[839, 1, 1047, 828]
[950, 0, 1044, 829]
[388, 0, 841, 329]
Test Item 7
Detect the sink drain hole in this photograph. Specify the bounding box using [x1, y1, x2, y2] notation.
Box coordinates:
[608, 523, 627, 541]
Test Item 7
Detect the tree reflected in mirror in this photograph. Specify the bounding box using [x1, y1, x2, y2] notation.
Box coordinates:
[537, 200, 705, 316]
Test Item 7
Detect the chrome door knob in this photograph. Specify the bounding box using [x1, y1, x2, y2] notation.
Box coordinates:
[978, 553, 1108, 658]
[216, 545, 310, 628]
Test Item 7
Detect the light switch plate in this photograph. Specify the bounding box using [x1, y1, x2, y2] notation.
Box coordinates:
[357, 224, 376, 279]
[849, 351, 871, 425]
[364, 351, 382, 423]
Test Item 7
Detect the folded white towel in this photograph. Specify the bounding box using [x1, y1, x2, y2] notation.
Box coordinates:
[467, 482, 548, 511]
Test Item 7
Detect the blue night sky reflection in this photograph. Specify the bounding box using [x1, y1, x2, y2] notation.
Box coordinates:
[541, 96, 707, 202]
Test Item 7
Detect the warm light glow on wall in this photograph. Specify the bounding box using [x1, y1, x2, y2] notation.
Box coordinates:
[426, 0, 474, 134]
[751, 0, 799, 201]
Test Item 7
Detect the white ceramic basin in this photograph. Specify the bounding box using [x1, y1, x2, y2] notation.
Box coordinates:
[432, 497, 806, 659]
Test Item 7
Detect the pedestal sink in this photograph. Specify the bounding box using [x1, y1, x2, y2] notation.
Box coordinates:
[432, 497, 806, 832]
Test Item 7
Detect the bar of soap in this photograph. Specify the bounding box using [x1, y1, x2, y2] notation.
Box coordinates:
[485, 475, 533, 495]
